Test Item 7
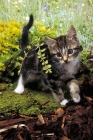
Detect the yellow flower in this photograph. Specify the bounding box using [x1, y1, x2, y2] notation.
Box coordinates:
[36, 22, 43, 26]
[38, 27, 46, 32]
[47, 29, 51, 34]
[9, 20, 22, 27]
[0, 21, 4, 26]
[0, 26, 4, 32]
[11, 44, 19, 49]
[0, 45, 2, 50]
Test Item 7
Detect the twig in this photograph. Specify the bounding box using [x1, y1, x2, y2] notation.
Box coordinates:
[0, 124, 29, 133]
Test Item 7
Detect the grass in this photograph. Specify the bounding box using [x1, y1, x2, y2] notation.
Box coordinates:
[0, 0, 93, 48]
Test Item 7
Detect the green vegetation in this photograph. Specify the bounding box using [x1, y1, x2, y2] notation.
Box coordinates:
[0, 84, 60, 115]
[0, 21, 22, 82]
[0, 0, 93, 115]
[0, 20, 56, 82]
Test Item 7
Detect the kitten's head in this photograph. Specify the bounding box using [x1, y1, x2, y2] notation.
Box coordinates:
[45, 26, 82, 64]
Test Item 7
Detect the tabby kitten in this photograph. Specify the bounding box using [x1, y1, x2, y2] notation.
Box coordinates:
[14, 15, 83, 105]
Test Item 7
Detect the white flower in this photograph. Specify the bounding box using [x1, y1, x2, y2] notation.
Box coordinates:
[26, 16, 29, 21]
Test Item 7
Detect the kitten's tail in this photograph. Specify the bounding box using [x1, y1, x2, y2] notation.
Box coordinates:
[20, 15, 34, 54]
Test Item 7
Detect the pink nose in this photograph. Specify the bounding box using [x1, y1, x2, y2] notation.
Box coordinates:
[63, 55, 68, 63]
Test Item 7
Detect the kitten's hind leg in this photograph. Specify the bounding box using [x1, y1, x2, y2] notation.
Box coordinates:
[38, 80, 50, 91]
[52, 88, 64, 102]
[14, 74, 24, 94]
[38, 73, 53, 91]
[67, 79, 80, 103]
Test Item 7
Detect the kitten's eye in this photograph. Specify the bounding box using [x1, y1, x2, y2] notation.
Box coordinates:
[56, 52, 62, 57]
[68, 49, 73, 54]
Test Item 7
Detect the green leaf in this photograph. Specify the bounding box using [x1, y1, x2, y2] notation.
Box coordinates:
[41, 48, 46, 52]
[9, 72, 14, 76]
[37, 51, 41, 56]
[47, 65, 51, 68]
[45, 60, 48, 64]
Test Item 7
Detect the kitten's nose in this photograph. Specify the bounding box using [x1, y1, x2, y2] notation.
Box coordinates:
[64, 60, 68, 63]
[63, 55, 68, 63]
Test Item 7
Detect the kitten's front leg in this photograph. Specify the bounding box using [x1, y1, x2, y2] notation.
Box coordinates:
[67, 79, 81, 103]
[50, 80, 68, 105]
[14, 74, 24, 94]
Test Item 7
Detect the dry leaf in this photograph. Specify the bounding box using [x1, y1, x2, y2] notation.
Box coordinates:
[84, 95, 93, 101]
[0, 135, 3, 140]
[55, 108, 64, 118]
[61, 116, 66, 129]
[38, 114, 45, 124]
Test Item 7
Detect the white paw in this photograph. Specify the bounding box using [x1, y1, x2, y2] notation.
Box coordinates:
[73, 97, 80, 103]
[14, 74, 24, 94]
[14, 86, 24, 94]
[60, 99, 69, 106]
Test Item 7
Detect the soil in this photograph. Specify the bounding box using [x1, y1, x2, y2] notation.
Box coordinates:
[0, 79, 93, 140]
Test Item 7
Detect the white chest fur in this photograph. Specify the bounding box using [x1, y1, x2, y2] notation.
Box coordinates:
[64, 58, 79, 75]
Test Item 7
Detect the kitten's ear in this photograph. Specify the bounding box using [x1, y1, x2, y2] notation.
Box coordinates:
[45, 36, 57, 54]
[45, 36, 56, 47]
[67, 26, 77, 41]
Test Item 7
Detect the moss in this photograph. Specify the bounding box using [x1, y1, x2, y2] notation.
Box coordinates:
[0, 84, 61, 115]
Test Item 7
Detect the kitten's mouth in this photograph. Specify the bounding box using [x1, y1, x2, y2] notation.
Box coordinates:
[63, 60, 69, 64]
[60, 60, 69, 64]
[64, 60, 68, 63]
[60, 62, 68, 65]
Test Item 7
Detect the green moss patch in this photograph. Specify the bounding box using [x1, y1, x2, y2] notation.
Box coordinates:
[0, 84, 61, 115]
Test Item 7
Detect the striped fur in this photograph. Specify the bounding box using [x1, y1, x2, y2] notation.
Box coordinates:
[14, 15, 83, 105]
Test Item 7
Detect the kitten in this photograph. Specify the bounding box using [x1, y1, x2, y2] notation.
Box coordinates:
[14, 15, 83, 105]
